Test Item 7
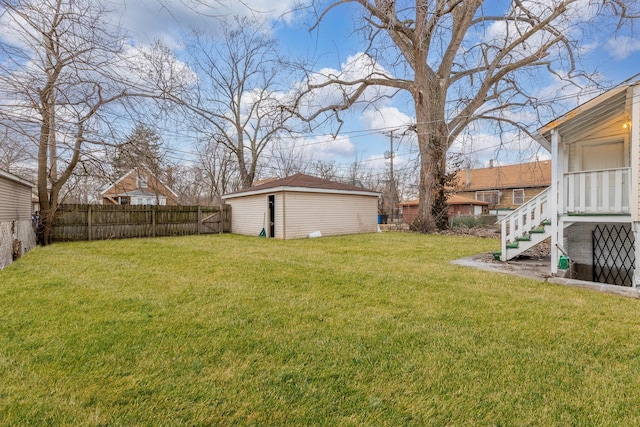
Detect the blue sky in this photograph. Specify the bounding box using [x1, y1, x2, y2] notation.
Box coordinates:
[268, 1, 640, 170]
[6, 0, 640, 175]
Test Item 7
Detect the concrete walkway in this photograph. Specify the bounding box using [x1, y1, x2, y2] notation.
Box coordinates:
[452, 254, 640, 299]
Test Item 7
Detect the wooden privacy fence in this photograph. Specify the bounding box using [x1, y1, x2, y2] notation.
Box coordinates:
[51, 204, 231, 242]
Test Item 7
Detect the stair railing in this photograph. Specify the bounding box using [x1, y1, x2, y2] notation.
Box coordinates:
[499, 187, 551, 261]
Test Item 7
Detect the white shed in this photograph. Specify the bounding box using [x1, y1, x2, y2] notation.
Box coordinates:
[222, 174, 381, 239]
[0, 169, 36, 269]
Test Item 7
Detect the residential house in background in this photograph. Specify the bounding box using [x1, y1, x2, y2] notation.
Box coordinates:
[399, 195, 489, 225]
[222, 173, 380, 239]
[497, 79, 640, 288]
[100, 167, 178, 206]
[455, 160, 552, 212]
[0, 169, 36, 269]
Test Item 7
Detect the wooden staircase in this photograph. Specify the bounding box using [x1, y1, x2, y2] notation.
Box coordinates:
[493, 220, 551, 261]
[495, 187, 551, 261]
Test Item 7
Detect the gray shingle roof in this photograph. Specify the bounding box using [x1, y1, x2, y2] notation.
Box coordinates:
[223, 173, 379, 198]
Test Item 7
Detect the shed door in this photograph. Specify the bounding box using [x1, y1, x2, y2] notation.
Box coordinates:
[268, 195, 275, 238]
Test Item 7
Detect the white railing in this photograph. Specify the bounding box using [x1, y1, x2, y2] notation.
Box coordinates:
[563, 167, 630, 214]
[499, 187, 550, 260]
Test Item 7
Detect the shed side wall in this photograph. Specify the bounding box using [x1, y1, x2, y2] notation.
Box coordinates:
[226, 195, 268, 237]
[283, 192, 378, 239]
[0, 176, 32, 222]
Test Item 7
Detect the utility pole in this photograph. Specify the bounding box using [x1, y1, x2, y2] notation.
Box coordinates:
[384, 130, 397, 223]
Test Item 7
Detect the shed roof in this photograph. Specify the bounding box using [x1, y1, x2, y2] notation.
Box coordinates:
[454, 160, 551, 192]
[222, 173, 380, 199]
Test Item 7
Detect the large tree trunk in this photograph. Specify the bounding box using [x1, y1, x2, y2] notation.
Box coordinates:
[413, 76, 450, 233]
[415, 129, 449, 232]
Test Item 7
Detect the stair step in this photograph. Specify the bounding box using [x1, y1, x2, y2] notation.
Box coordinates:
[530, 227, 546, 234]
[541, 220, 551, 226]
[516, 235, 531, 242]
[506, 242, 519, 249]
[492, 251, 501, 260]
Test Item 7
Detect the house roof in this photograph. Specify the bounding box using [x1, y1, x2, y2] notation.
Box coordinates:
[398, 195, 489, 207]
[222, 173, 380, 199]
[454, 160, 551, 192]
[0, 168, 34, 188]
[99, 166, 178, 198]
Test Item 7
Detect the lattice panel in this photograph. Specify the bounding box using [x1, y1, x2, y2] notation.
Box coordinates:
[592, 224, 635, 287]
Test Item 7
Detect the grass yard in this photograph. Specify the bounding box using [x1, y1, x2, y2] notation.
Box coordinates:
[2, 232, 640, 425]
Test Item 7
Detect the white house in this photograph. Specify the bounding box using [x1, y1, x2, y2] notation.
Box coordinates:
[497, 80, 640, 287]
[0, 169, 36, 269]
[222, 173, 381, 239]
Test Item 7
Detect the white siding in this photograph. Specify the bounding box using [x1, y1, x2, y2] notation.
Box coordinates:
[0, 175, 32, 222]
[226, 190, 378, 239]
[634, 85, 640, 221]
[283, 192, 378, 239]
[0, 174, 35, 270]
[565, 222, 634, 268]
[226, 195, 268, 237]
[565, 223, 594, 265]
[274, 193, 284, 239]
[0, 219, 36, 270]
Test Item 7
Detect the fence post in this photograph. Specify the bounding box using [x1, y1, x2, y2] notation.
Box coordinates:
[223, 204, 229, 234]
[152, 206, 156, 238]
[197, 206, 202, 235]
[87, 205, 92, 241]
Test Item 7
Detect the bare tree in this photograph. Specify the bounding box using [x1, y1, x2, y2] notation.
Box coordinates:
[0, 127, 31, 174]
[192, 138, 241, 204]
[313, 159, 339, 180]
[267, 139, 312, 178]
[296, 0, 639, 232]
[178, 16, 299, 188]
[0, 0, 187, 243]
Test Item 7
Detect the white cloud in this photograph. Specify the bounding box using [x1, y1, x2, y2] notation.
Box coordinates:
[359, 107, 413, 132]
[305, 134, 356, 160]
[109, 0, 302, 47]
[303, 53, 395, 110]
[271, 133, 356, 163]
[605, 36, 640, 61]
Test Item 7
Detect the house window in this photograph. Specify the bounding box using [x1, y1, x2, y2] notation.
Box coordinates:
[118, 196, 130, 205]
[137, 174, 148, 188]
[513, 189, 525, 205]
[476, 190, 500, 206]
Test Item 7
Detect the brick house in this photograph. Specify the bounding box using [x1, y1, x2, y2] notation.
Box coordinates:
[455, 160, 552, 211]
[399, 195, 489, 224]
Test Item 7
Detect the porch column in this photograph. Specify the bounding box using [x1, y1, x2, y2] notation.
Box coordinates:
[550, 129, 560, 275]
[631, 84, 640, 223]
[634, 222, 640, 288]
[631, 85, 640, 286]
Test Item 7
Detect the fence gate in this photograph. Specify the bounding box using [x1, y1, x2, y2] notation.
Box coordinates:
[592, 224, 635, 286]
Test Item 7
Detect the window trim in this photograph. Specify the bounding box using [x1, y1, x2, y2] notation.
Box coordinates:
[475, 190, 500, 206]
[513, 189, 525, 205]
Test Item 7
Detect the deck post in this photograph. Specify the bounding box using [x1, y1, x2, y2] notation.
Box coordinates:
[550, 129, 560, 275]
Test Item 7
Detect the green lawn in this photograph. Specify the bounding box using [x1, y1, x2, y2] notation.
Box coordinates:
[2, 232, 640, 425]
